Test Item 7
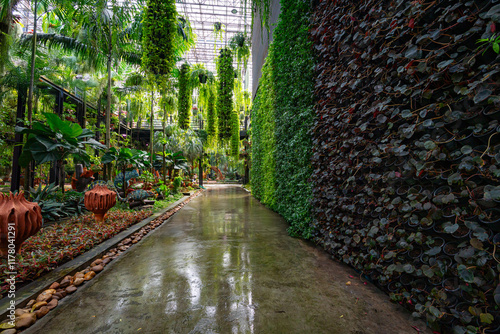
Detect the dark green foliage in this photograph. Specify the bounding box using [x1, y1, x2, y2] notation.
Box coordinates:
[250, 0, 314, 238]
[250, 59, 276, 208]
[216, 48, 234, 142]
[29, 184, 86, 222]
[310, 0, 500, 332]
[142, 0, 177, 76]
[178, 63, 192, 129]
[230, 109, 239, 157]
[173, 176, 182, 193]
[206, 85, 217, 144]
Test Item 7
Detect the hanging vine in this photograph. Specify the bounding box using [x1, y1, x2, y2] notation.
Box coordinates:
[229, 32, 251, 72]
[216, 48, 234, 143]
[178, 63, 191, 130]
[142, 0, 177, 82]
[206, 84, 217, 147]
[230, 109, 239, 158]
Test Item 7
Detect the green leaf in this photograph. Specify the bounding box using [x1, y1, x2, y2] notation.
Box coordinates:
[493, 42, 500, 54]
[480, 313, 494, 324]
[428, 306, 442, 318]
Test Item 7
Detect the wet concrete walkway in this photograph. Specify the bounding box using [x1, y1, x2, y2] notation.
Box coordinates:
[28, 185, 428, 334]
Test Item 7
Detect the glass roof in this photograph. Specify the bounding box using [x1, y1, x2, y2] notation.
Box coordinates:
[175, 0, 253, 90]
[13, 0, 253, 90]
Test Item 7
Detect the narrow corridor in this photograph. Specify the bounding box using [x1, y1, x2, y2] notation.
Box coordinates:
[27, 186, 427, 334]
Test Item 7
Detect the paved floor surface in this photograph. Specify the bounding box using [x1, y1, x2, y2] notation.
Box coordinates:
[27, 185, 429, 334]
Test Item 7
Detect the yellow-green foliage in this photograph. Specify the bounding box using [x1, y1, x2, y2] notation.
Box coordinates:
[230, 109, 239, 158]
[178, 63, 192, 129]
[142, 0, 177, 76]
[250, 0, 314, 238]
[250, 58, 276, 208]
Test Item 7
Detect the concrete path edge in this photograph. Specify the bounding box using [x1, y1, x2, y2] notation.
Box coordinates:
[0, 195, 193, 319]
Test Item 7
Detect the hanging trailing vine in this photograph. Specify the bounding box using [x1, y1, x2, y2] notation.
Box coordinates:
[213, 22, 225, 53]
[142, 0, 177, 81]
[229, 32, 251, 72]
[206, 84, 217, 147]
[249, 0, 271, 38]
[216, 48, 234, 143]
[230, 109, 240, 158]
[178, 63, 191, 130]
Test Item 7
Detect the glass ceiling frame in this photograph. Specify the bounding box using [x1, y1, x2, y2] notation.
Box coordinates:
[13, 0, 253, 90]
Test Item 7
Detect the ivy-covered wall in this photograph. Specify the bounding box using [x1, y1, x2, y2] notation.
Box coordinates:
[250, 0, 315, 238]
[311, 0, 500, 333]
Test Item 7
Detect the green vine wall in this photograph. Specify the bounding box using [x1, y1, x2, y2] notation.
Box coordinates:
[178, 63, 192, 130]
[311, 0, 500, 333]
[216, 48, 234, 143]
[250, 0, 315, 238]
[142, 0, 177, 77]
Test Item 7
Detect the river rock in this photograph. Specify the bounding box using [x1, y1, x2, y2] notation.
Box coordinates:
[47, 299, 58, 310]
[91, 259, 103, 266]
[15, 313, 36, 329]
[34, 306, 49, 319]
[65, 286, 77, 294]
[32, 302, 47, 311]
[74, 272, 84, 279]
[91, 265, 103, 273]
[102, 258, 111, 265]
[14, 309, 27, 317]
[0, 328, 17, 334]
[26, 300, 36, 308]
[49, 282, 60, 290]
[59, 279, 71, 288]
[35, 290, 52, 303]
[84, 271, 96, 280]
[73, 278, 84, 286]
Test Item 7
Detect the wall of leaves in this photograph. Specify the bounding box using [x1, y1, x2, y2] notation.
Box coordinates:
[251, 0, 315, 238]
[310, 0, 500, 333]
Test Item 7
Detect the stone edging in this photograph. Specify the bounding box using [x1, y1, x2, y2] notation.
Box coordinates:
[0, 190, 202, 331]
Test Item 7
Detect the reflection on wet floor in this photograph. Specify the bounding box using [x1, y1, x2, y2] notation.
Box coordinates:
[27, 186, 425, 334]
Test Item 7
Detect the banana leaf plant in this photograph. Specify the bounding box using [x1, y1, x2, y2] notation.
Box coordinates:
[101, 147, 150, 194]
[16, 113, 105, 193]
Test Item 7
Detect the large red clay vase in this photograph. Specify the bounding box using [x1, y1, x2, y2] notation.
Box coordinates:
[0, 192, 43, 256]
[84, 185, 116, 222]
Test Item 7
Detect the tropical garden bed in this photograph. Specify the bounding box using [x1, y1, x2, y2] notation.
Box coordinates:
[0, 193, 184, 299]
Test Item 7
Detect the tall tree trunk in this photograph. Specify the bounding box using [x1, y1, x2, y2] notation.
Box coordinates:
[0, 0, 18, 74]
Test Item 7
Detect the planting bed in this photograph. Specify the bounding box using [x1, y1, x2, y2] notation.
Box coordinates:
[0, 190, 202, 331]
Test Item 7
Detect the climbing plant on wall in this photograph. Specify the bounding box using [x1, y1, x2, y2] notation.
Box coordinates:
[310, 1, 500, 333]
[216, 48, 234, 143]
[251, 55, 276, 210]
[250, 0, 315, 238]
[142, 0, 177, 79]
[178, 63, 191, 130]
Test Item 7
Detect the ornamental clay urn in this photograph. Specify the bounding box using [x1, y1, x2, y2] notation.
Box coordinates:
[0, 192, 43, 256]
[84, 185, 116, 222]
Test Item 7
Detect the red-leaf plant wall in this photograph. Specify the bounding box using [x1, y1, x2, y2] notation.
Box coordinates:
[310, 0, 500, 332]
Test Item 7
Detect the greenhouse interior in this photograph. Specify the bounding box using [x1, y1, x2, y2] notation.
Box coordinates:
[0, 0, 499, 333]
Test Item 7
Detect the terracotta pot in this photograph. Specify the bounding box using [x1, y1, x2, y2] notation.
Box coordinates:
[84, 185, 116, 222]
[0, 192, 43, 255]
